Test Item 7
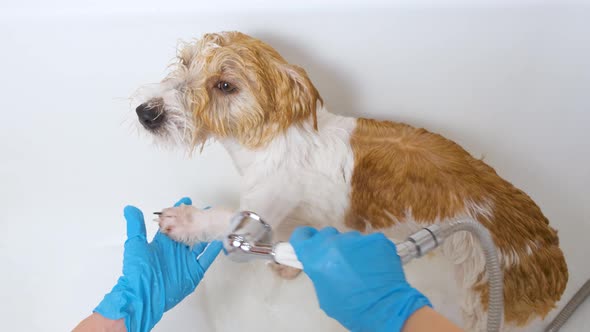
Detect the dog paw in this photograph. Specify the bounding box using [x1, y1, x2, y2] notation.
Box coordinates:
[157, 204, 200, 245]
[157, 205, 233, 245]
[268, 262, 302, 280]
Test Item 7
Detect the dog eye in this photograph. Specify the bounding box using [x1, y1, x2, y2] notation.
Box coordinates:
[216, 81, 237, 93]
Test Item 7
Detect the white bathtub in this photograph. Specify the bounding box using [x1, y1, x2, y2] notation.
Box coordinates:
[1, 0, 589, 330]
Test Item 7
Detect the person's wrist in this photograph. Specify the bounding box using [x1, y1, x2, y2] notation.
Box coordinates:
[376, 285, 432, 332]
[93, 284, 137, 331]
[341, 284, 431, 332]
[93, 313, 127, 332]
[94, 269, 164, 332]
[73, 313, 127, 332]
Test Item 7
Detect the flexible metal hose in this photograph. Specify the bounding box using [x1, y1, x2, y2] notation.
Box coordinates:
[545, 278, 590, 332]
[440, 220, 504, 332]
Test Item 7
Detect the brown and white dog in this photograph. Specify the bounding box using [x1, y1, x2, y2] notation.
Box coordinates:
[135, 31, 568, 331]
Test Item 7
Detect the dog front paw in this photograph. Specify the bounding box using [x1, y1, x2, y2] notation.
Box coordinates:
[157, 205, 233, 245]
[157, 204, 201, 245]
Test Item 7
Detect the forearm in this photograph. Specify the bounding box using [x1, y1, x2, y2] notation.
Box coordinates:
[73, 313, 127, 332]
[402, 307, 464, 332]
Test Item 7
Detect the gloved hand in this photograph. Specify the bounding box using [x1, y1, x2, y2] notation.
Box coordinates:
[94, 197, 222, 332]
[290, 227, 432, 332]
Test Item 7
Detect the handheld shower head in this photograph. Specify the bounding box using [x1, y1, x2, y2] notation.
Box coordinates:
[223, 211, 303, 269]
[222, 210, 445, 270]
[224, 211, 273, 260]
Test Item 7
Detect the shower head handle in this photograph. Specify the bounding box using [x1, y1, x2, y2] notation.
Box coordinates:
[223, 211, 439, 270]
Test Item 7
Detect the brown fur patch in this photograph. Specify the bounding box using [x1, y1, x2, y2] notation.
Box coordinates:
[346, 118, 568, 325]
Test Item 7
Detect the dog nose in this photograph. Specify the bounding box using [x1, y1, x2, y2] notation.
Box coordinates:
[136, 103, 165, 130]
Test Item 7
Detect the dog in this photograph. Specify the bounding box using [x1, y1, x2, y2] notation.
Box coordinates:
[134, 31, 568, 331]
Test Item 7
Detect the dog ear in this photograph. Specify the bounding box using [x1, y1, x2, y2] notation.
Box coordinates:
[273, 64, 322, 130]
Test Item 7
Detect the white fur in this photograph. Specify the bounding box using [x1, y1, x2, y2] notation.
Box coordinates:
[225, 109, 357, 239]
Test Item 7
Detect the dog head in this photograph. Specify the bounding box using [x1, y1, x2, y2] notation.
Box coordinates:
[135, 31, 322, 150]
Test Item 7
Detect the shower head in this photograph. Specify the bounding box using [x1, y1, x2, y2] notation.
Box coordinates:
[223, 211, 303, 269]
[224, 211, 273, 260]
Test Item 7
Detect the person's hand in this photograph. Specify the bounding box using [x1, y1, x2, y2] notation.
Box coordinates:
[290, 227, 432, 332]
[94, 197, 222, 332]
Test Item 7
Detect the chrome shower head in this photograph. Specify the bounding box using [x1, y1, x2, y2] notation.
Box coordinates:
[224, 211, 273, 261]
[223, 211, 302, 269]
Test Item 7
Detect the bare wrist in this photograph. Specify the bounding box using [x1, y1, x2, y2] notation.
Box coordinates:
[73, 313, 126, 332]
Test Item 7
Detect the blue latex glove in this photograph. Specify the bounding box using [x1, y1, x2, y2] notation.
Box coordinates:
[290, 227, 432, 332]
[94, 197, 222, 332]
